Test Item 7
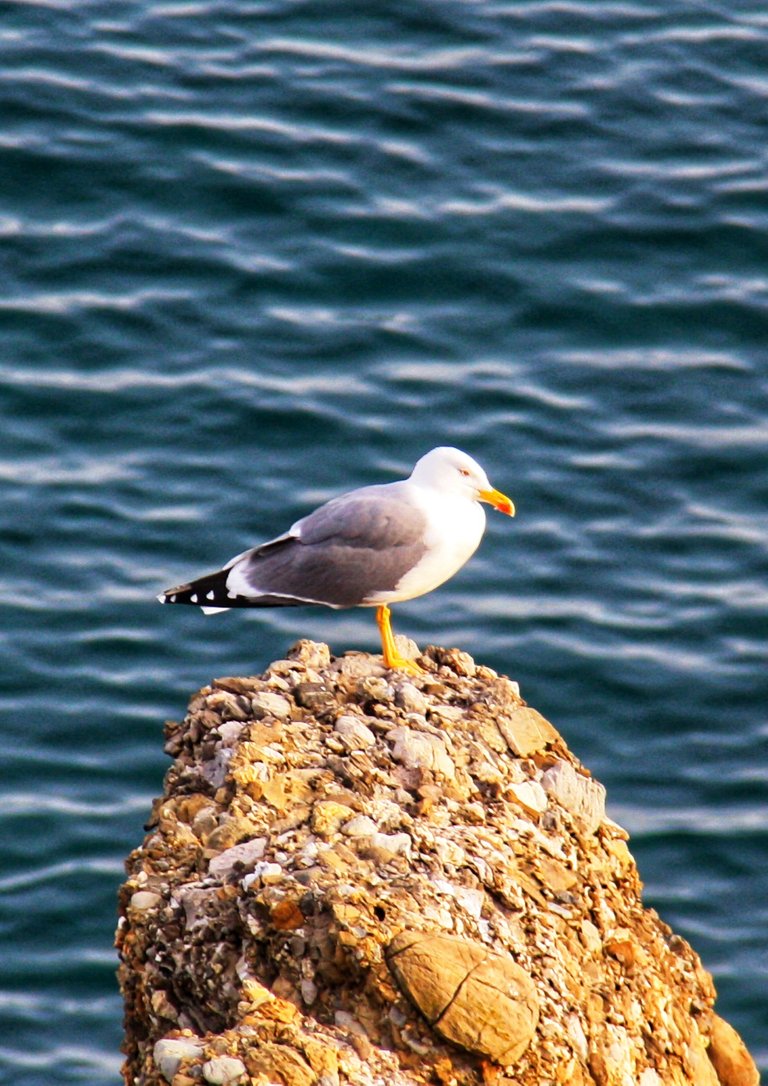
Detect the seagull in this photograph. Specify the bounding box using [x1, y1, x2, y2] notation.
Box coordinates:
[158, 446, 514, 673]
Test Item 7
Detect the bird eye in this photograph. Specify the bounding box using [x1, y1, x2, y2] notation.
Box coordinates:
[458, 468, 470, 477]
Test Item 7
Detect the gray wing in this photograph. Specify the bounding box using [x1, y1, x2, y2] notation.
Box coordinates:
[227, 486, 428, 608]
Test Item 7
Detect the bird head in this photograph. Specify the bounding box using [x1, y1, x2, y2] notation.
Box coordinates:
[410, 447, 515, 516]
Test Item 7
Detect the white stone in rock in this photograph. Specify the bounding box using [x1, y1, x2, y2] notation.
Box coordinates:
[566, 1012, 589, 1060]
[252, 691, 292, 719]
[581, 918, 603, 954]
[370, 831, 412, 859]
[604, 1026, 634, 1086]
[387, 727, 455, 778]
[434, 838, 467, 868]
[129, 890, 162, 911]
[342, 814, 378, 837]
[394, 682, 428, 716]
[334, 716, 376, 749]
[202, 1056, 247, 1084]
[367, 796, 406, 830]
[453, 886, 485, 920]
[541, 760, 606, 833]
[174, 884, 218, 930]
[639, 1070, 663, 1086]
[258, 744, 285, 764]
[242, 860, 283, 890]
[430, 703, 464, 722]
[154, 1037, 204, 1081]
[208, 837, 267, 879]
[433, 879, 485, 920]
[508, 780, 549, 815]
[335, 1010, 369, 1038]
[216, 721, 245, 746]
[200, 747, 233, 789]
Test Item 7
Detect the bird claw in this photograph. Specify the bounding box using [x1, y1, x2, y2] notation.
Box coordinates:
[383, 654, 424, 675]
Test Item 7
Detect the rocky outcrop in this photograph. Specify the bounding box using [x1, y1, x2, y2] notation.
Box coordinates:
[117, 641, 759, 1086]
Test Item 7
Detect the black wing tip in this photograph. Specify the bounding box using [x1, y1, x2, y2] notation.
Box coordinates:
[157, 573, 229, 607]
[157, 582, 193, 604]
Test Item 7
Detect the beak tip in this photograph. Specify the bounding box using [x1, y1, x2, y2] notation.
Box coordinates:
[479, 488, 515, 516]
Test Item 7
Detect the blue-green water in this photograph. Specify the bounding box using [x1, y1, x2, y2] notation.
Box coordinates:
[1, 2, 766, 1080]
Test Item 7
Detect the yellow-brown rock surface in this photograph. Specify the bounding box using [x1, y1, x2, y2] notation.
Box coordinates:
[117, 641, 759, 1086]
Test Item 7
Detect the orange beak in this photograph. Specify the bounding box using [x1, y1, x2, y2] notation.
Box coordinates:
[478, 487, 515, 516]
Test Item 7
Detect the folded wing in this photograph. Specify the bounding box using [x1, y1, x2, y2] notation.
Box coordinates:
[159, 486, 428, 612]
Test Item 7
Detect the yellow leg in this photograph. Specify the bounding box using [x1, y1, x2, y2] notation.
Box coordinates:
[375, 605, 423, 674]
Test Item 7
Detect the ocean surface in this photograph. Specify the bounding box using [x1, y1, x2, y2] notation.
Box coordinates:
[1, 1, 766, 1080]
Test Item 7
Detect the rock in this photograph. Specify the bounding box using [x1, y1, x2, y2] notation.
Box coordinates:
[541, 759, 606, 833]
[251, 690, 292, 720]
[508, 780, 548, 816]
[341, 814, 378, 837]
[356, 675, 393, 703]
[117, 641, 757, 1086]
[394, 682, 428, 716]
[207, 836, 267, 879]
[244, 1042, 316, 1086]
[392, 635, 422, 665]
[129, 891, 163, 911]
[153, 1038, 204, 1081]
[496, 705, 559, 757]
[215, 721, 245, 746]
[386, 931, 539, 1065]
[387, 726, 455, 778]
[200, 747, 232, 788]
[707, 1013, 760, 1086]
[333, 715, 376, 749]
[311, 800, 357, 837]
[201, 1056, 246, 1084]
[367, 831, 412, 861]
[333, 652, 386, 679]
[295, 682, 337, 715]
[287, 639, 331, 669]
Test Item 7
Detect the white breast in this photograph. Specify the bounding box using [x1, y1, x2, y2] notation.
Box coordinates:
[368, 485, 487, 605]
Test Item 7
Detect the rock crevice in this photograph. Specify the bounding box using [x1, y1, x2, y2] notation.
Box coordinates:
[117, 641, 758, 1086]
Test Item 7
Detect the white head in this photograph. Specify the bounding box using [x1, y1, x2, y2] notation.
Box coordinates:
[409, 447, 515, 515]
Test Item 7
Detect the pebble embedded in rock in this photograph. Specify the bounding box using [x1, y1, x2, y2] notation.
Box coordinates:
[202, 1056, 247, 1085]
[241, 860, 283, 890]
[395, 682, 428, 716]
[368, 831, 412, 861]
[356, 675, 393, 703]
[294, 682, 337, 715]
[153, 1038, 204, 1082]
[208, 836, 267, 879]
[341, 814, 378, 838]
[216, 721, 245, 746]
[200, 747, 233, 789]
[251, 691, 292, 721]
[386, 931, 539, 1065]
[129, 890, 163, 911]
[387, 726, 455, 778]
[334, 716, 376, 749]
